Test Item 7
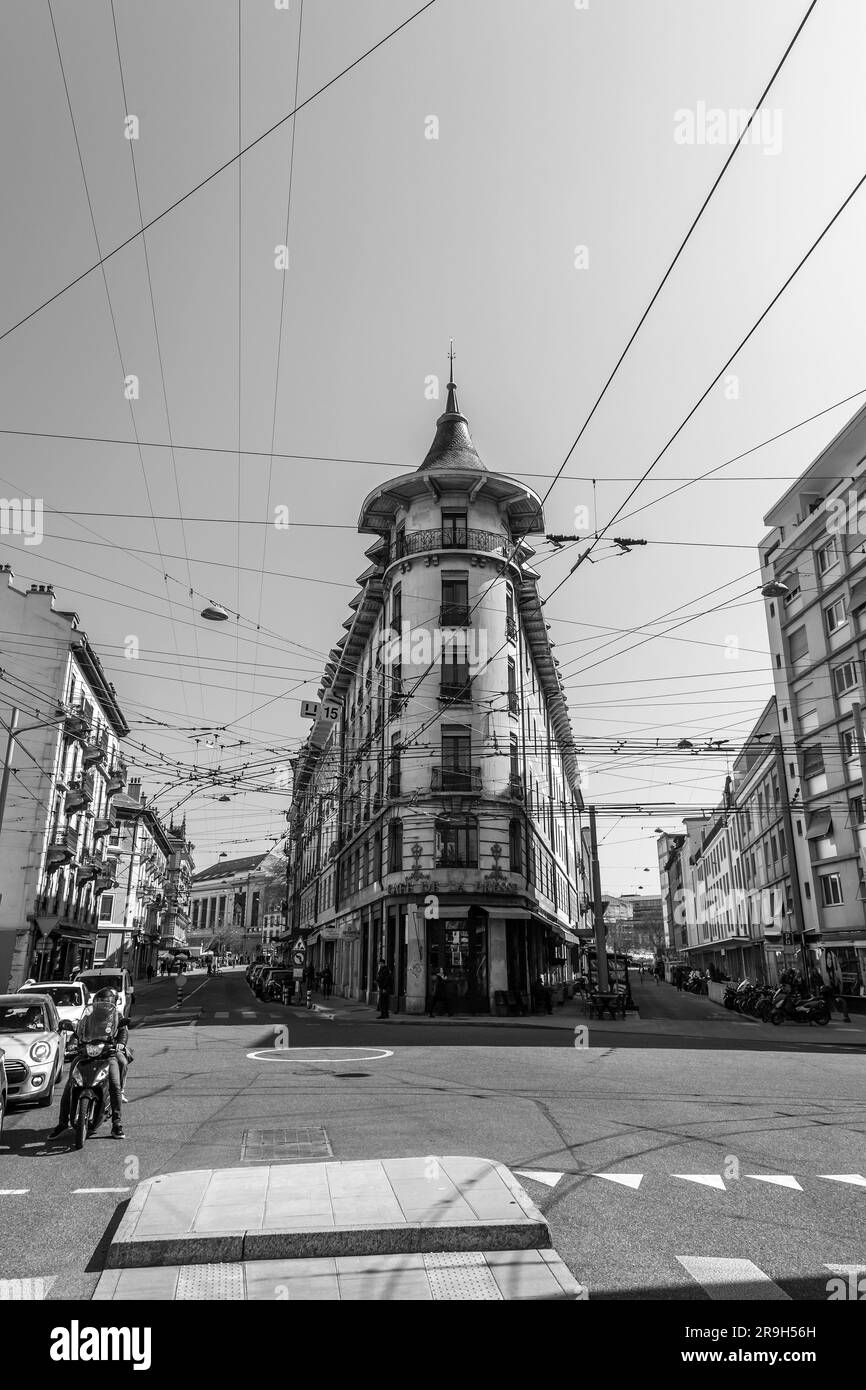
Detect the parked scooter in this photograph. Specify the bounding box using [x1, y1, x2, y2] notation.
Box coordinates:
[769, 986, 829, 1026]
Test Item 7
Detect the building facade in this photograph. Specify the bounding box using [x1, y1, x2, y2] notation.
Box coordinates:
[0, 572, 130, 989]
[288, 379, 591, 1013]
[760, 399, 866, 998]
[188, 852, 271, 958]
[160, 818, 195, 952]
[96, 781, 173, 978]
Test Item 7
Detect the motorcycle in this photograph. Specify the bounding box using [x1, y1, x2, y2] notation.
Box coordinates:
[66, 1008, 121, 1149]
[769, 988, 829, 1026]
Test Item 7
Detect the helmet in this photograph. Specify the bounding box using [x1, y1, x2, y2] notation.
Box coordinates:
[93, 986, 119, 1004]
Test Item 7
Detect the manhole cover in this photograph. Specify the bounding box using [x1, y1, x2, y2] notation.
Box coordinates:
[241, 1126, 333, 1163]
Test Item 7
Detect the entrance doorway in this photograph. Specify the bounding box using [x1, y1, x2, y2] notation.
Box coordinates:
[428, 914, 488, 1013]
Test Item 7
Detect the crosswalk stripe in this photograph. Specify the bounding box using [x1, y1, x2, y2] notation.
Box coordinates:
[676, 1256, 791, 1300]
[673, 1174, 726, 1190]
[592, 1172, 643, 1189]
[72, 1187, 131, 1194]
[745, 1175, 803, 1191]
[818, 1174, 866, 1188]
[0, 1189, 29, 1195]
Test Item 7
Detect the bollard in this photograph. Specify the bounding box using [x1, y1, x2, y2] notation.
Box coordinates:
[176, 982, 184, 1009]
[306, 988, 311, 1010]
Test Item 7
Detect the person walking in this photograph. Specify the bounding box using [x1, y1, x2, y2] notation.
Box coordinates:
[376, 958, 393, 1019]
[428, 968, 450, 1018]
[146, 963, 154, 984]
[321, 966, 333, 999]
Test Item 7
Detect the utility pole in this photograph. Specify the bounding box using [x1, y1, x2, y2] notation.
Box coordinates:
[589, 806, 609, 991]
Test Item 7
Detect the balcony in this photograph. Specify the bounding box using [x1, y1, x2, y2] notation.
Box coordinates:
[105, 760, 127, 796]
[506, 616, 518, 642]
[389, 689, 406, 716]
[92, 810, 116, 838]
[387, 775, 401, 798]
[439, 602, 471, 627]
[76, 854, 100, 884]
[82, 728, 109, 767]
[46, 825, 78, 868]
[436, 854, 479, 869]
[94, 871, 118, 894]
[432, 766, 482, 794]
[507, 691, 519, 715]
[393, 528, 509, 562]
[63, 705, 91, 742]
[508, 772, 524, 800]
[440, 669, 472, 702]
[64, 771, 95, 814]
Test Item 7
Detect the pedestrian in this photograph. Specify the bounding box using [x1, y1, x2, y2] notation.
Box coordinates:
[146, 963, 154, 984]
[820, 980, 851, 1023]
[675, 967, 683, 992]
[428, 968, 450, 1018]
[305, 963, 317, 995]
[376, 958, 393, 1019]
[321, 966, 333, 999]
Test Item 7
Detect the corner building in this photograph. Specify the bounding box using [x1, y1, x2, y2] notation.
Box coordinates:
[289, 380, 591, 1013]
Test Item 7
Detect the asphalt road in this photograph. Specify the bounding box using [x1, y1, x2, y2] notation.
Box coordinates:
[1, 968, 863, 1301]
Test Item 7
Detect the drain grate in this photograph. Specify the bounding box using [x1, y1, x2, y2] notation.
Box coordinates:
[176, 1263, 245, 1300]
[241, 1125, 333, 1163]
[423, 1252, 503, 1301]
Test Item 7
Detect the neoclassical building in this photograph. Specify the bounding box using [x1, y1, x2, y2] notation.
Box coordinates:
[288, 377, 591, 1013]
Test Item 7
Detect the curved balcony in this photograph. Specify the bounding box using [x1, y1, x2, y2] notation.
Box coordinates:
[392, 528, 509, 564]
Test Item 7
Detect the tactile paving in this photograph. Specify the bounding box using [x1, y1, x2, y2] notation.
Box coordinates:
[176, 1263, 245, 1300]
[423, 1252, 503, 1300]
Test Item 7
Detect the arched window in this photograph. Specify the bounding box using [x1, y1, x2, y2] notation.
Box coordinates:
[435, 816, 478, 868]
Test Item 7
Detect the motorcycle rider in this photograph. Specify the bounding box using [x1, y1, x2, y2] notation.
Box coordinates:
[50, 987, 129, 1140]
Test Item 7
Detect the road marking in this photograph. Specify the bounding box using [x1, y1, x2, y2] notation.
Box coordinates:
[592, 1172, 644, 1190]
[0, 1276, 55, 1299]
[745, 1174, 803, 1190]
[72, 1187, 131, 1194]
[246, 1046, 393, 1063]
[673, 1174, 726, 1190]
[818, 1174, 866, 1187]
[676, 1256, 791, 1300]
[514, 1169, 564, 1188]
[0, 1189, 29, 1195]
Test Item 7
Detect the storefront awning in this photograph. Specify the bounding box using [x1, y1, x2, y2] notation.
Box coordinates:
[488, 907, 531, 921]
[806, 807, 832, 839]
[306, 931, 320, 945]
[553, 924, 582, 946]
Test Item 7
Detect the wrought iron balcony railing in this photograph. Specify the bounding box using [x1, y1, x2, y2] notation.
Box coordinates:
[392, 528, 509, 562]
[432, 766, 482, 794]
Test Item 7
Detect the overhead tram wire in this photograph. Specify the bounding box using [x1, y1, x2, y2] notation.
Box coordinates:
[109, 0, 207, 723]
[543, 167, 866, 610]
[46, 2, 195, 724]
[0, 0, 441, 345]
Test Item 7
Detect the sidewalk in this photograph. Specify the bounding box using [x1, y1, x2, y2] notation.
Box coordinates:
[298, 991, 632, 1031]
[93, 1157, 585, 1301]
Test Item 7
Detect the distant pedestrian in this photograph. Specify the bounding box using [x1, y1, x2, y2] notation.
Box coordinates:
[675, 967, 683, 992]
[376, 959, 393, 1019]
[321, 966, 333, 999]
[428, 968, 450, 1018]
[146, 964, 154, 984]
[305, 963, 317, 994]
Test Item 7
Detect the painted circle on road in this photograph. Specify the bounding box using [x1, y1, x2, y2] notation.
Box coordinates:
[246, 1046, 393, 1064]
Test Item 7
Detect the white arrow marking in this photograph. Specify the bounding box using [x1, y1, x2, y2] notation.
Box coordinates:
[818, 1174, 866, 1188]
[673, 1174, 726, 1190]
[745, 1175, 803, 1190]
[514, 1170, 564, 1188]
[592, 1172, 644, 1189]
[677, 1256, 790, 1300]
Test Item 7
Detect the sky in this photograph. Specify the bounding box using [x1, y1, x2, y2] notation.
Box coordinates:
[1, 0, 866, 887]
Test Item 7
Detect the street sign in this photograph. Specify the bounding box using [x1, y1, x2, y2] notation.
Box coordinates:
[292, 945, 306, 965]
[300, 700, 319, 719]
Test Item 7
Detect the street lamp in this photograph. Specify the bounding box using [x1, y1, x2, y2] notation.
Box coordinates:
[200, 601, 229, 621]
[760, 579, 789, 599]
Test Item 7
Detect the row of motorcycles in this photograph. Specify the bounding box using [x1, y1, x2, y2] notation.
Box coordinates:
[723, 975, 830, 1026]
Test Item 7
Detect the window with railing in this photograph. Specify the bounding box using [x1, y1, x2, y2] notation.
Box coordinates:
[441, 573, 470, 626]
[507, 659, 518, 714]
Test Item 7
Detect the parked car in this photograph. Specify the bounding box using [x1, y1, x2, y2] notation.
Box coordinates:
[0, 994, 66, 1108]
[253, 967, 277, 997]
[0, 1049, 7, 1133]
[77, 967, 135, 1017]
[263, 969, 293, 1001]
[248, 965, 269, 993]
[19, 981, 89, 1056]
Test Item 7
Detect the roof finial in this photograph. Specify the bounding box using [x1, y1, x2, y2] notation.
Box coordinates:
[445, 339, 459, 414]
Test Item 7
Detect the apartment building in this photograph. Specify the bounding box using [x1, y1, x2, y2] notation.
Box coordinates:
[188, 852, 271, 958]
[760, 398, 866, 998]
[288, 377, 591, 1013]
[96, 780, 173, 976]
[0, 571, 130, 989]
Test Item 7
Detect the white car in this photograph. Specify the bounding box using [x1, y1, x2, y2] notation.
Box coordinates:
[77, 967, 135, 1017]
[20, 981, 89, 1054]
[0, 994, 66, 1107]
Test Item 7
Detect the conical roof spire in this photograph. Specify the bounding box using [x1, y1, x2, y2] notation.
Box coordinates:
[418, 342, 486, 472]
